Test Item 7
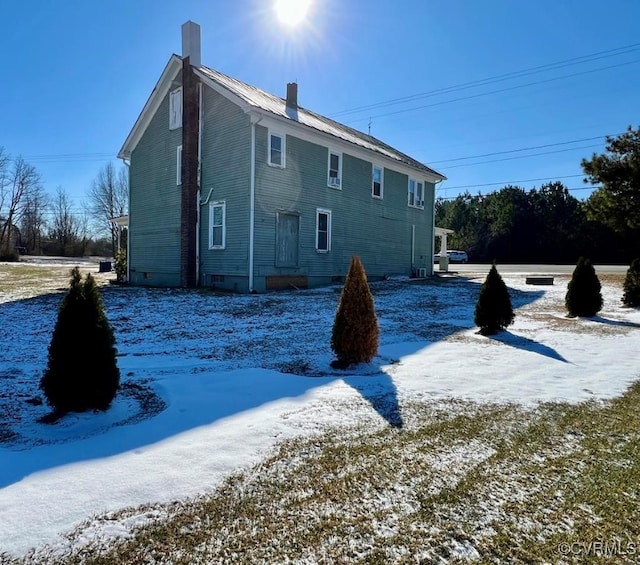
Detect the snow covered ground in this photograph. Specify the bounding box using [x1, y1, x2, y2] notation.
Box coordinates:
[0, 262, 638, 559]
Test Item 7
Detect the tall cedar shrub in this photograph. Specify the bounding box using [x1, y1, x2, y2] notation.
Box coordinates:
[565, 256, 603, 317]
[474, 263, 514, 335]
[40, 267, 120, 413]
[622, 258, 640, 307]
[331, 256, 379, 367]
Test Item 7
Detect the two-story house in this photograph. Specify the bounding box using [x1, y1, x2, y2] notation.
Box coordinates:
[118, 21, 446, 292]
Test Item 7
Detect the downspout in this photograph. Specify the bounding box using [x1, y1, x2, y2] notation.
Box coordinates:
[122, 158, 131, 283]
[196, 82, 203, 285]
[249, 115, 262, 293]
[431, 179, 444, 276]
[411, 224, 415, 273]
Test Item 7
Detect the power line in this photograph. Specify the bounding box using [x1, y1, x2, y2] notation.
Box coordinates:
[439, 174, 587, 191]
[429, 133, 618, 165]
[330, 42, 640, 119]
[438, 143, 604, 170]
[347, 58, 640, 125]
[437, 185, 601, 200]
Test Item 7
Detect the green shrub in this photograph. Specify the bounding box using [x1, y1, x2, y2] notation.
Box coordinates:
[622, 258, 640, 307]
[40, 267, 120, 414]
[474, 263, 514, 335]
[331, 256, 379, 367]
[565, 256, 602, 317]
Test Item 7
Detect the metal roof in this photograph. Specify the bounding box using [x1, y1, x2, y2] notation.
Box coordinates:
[197, 65, 445, 180]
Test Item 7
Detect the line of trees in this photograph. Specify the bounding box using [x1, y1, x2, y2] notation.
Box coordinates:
[436, 126, 640, 264]
[0, 148, 128, 259]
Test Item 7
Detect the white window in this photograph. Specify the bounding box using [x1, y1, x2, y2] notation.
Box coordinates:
[316, 208, 332, 252]
[327, 150, 342, 188]
[268, 131, 285, 167]
[408, 178, 425, 209]
[176, 145, 182, 185]
[416, 181, 424, 208]
[169, 87, 182, 130]
[372, 165, 383, 198]
[209, 201, 226, 249]
[408, 179, 416, 207]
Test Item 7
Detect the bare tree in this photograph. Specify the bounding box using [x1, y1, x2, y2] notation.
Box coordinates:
[49, 186, 88, 256]
[20, 183, 49, 254]
[0, 150, 42, 253]
[88, 162, 128, 256]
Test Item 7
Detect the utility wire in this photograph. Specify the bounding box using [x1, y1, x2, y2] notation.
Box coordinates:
[330, 42, 640, 118]
[438, 174, 587, 191]
[437, 185, 601, 200]
[438, 143, 604, 170]
[429, 133, 620, 165]
[347, 58, 640, 125]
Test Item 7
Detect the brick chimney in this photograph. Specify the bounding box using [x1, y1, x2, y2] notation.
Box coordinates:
[180, 22, 201, 288]
[286, 82, 298, 109]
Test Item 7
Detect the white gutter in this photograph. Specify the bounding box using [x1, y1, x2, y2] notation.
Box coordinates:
[249, 115, 262, 292]
[196, 82, 203, 285]
[411, 224, 415, 271]
[431, 179, 444, 276]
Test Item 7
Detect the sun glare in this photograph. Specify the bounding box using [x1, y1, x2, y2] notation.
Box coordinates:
[274, 0, 312, 27]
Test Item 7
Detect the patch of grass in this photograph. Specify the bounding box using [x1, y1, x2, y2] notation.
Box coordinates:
[17, 384, 639, 564]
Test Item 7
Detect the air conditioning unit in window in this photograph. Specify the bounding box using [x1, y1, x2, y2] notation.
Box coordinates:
[329, 177, 341, 187]
[417, 268, 427, 278]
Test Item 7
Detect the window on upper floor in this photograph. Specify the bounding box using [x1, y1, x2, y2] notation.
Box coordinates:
[169, 87, 182, 130]
[327, 151, 342, 189]
[176, 145, 182, 185]
[408, 178, 425, 209]
[316, 208, 332, 252]
[372, 165, 383, 199]
[268, 131, 285, 167]
[209, 201, 226, 249]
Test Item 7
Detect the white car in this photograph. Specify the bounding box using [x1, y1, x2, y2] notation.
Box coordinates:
[434, 250, 468, 263]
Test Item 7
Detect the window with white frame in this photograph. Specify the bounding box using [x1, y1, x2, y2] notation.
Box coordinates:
[327, 151, 342, 188]
[176, 145, 182, 185]
[209, 201, 226, 249]
[408, 179, 416, 207]
[408, 178, 425, 209]
[169, 87, 182, 130]
[268, 131, 285, 167]
[416, 180, 424, 208]
[316, 208, 332, 252]
[372, 165, 383, 198]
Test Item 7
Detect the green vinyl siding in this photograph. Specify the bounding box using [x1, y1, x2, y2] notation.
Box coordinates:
[198, 85, 252, 290]
[253, 127, 434, 286]
[128, 80, 183, 287]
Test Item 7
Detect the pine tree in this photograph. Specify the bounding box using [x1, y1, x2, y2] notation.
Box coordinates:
[474, 263, 514, 335]
[40, 267, 120, 414]
[622, 258, 640, 307]
[331, 256, 379, 368]
[565, 257, 603, 317]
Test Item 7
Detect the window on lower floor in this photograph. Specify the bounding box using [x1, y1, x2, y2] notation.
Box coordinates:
[209, 201, 226, 249]
[316, 208, 332, 252]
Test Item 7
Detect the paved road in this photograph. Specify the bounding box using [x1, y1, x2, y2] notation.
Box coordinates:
[439, 263, 630, 275]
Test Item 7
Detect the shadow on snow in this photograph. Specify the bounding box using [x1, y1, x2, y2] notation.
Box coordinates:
[0, 276, 545, 488]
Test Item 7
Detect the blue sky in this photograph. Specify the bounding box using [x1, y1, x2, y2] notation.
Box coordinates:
[1, 0, 639, 215]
